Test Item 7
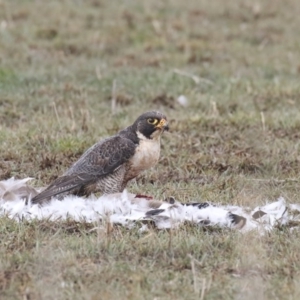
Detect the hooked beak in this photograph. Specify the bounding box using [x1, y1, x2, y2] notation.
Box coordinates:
[156, 118, 169, 131]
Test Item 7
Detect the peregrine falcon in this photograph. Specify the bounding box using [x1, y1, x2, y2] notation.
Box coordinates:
[31, 111, 169, 204]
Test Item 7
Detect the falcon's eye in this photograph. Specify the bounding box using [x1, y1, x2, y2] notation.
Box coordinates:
[147, 118, 158, 125]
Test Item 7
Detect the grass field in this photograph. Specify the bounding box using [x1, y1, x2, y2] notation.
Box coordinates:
[1, 0, 300, 298]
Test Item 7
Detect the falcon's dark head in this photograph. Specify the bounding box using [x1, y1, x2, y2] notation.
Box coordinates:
[133, 111, 169, 140]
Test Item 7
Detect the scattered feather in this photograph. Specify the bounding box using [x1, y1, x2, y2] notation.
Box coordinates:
[0, 178, 299, 233]
[177, 95, 188, 107]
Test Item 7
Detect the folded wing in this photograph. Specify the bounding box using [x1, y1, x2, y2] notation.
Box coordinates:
[31, 136, 136, 204]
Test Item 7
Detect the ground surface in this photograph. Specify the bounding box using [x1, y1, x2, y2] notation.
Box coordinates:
[1, 0, 300, 299]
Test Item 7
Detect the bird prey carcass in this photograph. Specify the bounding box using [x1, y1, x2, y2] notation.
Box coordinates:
[31, 111, 169, 204]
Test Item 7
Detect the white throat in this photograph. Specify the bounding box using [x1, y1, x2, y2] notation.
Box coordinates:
[136, 130, 162, 141]
[129, 130, 162, 173]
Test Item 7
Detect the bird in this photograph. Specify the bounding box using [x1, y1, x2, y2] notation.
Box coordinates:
[31, 111, 169, 205]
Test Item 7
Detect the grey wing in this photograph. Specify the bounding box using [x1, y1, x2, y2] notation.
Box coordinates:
[31, 136, 136, 204]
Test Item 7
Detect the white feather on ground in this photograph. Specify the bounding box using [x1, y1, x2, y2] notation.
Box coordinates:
[1, 177, 300, 233]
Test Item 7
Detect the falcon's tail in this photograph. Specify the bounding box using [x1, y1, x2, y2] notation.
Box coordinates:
[30, 174, 94, 205]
